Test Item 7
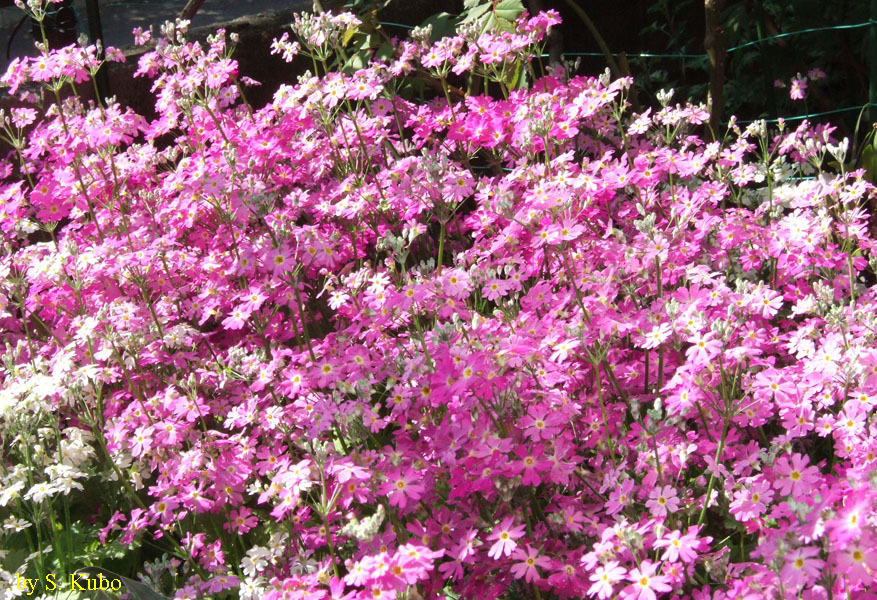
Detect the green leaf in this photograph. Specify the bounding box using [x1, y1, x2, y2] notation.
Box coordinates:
[374, 42, 394, 62]
[460, 2, 490, 25]
[861, 142, 877, 184]
[344, 51, 369, 72]
[341, 25, 359, 47]
[77, 538, 131, 563]
[508, 58, 524, 89]
[356, 32, 378, 51]
[493, 0, 524, 22]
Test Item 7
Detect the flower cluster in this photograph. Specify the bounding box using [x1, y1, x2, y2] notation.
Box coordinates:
[1, 3, 877, 600]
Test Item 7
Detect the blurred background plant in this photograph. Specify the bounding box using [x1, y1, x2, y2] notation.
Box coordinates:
[336, 0, 877, 190]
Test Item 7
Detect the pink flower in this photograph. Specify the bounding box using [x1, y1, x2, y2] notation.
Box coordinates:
[773, 453, 820, 499]
[754, 287, 783, 318]
[487, 517, 525, 559]
[519, 406, 564, 441]
[729, 477, 774, 521]
[789, 75, 807, 100]
[606, 479, 634, 515]
[482, 278, 510, 301]
[221, 306, 251, 330]
[654, 526, 707, 564]
[226, 507, 258, 534]
[509, 545, 551, 583]
[380, 468, 424, 510]
[510, 444, 549, 486]
[685, 330, 721, 365]
[646, 485, 680, 518]
[392, 544, 444, 585]
[832, 534, 877, 585]
[622, 561, 672, 600]
[240, 287, 267, 312]
[827, 490, 872, 544]
[753, 369, 796, 403]
[780, 546, 824, 588]
[314, 359, 339, 387]
[442, 269, 471, 297]
[549, 337, 580, 363]
[150, 497, 180, 525]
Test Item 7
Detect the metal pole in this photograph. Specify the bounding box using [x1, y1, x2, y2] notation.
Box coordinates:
[85, 0, 109, 103]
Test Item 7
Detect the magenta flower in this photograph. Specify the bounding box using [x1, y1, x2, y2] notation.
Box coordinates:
[510, 444, 549, 486]
[519, 407, 563, 441]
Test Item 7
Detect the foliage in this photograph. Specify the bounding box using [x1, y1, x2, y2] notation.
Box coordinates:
[460, 0, 525, 34]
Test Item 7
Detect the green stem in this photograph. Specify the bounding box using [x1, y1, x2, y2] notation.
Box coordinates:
[294, 279, 317, 362]
[436, 221, 446, 277]
[594, 364, 617, 464]
[656, 257, 664, 392]
[697, 414, 729, 526]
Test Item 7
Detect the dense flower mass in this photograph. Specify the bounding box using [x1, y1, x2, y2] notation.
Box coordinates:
[2, 3, 877, 599]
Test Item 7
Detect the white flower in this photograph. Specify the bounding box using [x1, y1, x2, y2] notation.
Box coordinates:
[24, 482, 57, 503]
[60, 428, 96, 468]
[242, 546, 270, 578]
[792, 294, 817, 316]
[267, 531, 289, 555]
[45, 464, 86, 495]
[238, 578, 266, 600]
[827, 138, 849, 163]
[641, 323, 672, 349]
[549, 338, 580, 363]
[656, 88, 675, 107]
[0, 481, 25, 507]
[3, 516, 30, 532]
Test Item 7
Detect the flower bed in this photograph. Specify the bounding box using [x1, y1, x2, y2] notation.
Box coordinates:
[1, 4, 877, 599]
